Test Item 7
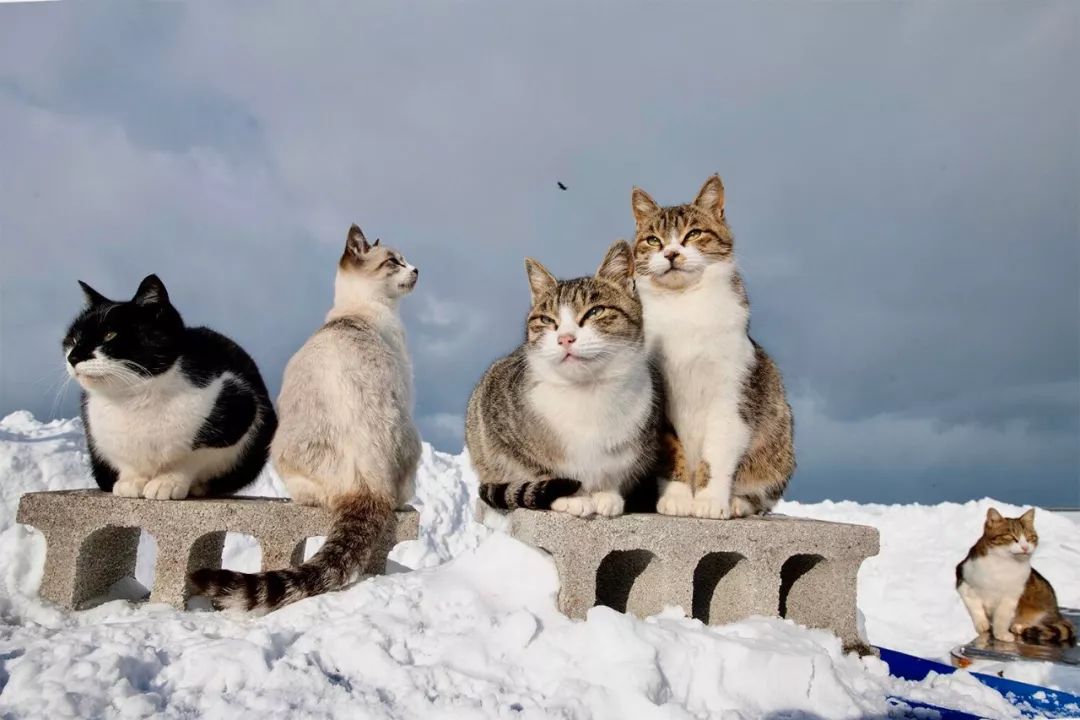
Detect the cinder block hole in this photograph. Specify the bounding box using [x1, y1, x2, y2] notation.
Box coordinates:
[222, 533, 262, 573]
[133, 531, 158, 593]
[303, 536, 327, 562]
[779, 553, 825, 618]
[595, 549, 657, 614]
[692, 552, 748, 625]
[75, 525, 144, 608]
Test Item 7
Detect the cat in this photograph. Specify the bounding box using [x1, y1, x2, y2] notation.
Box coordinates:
[466, 240, 662, 518]
[63, 274, 276, 500]
[956, 508, 1076, 645]
[191, 224, 421, 612]
[630, 174, 794, 519]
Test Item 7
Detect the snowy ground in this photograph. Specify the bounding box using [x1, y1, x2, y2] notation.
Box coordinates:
[0, 411, 1078, 719]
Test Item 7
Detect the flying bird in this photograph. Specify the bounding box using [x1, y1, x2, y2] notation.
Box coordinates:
[557, 181, 567, 190]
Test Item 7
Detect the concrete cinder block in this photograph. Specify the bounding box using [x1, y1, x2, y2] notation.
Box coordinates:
[494, 508, 879, 652]
[16, 490, 418, 610]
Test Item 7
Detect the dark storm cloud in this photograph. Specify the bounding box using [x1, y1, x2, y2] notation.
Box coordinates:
[0, 1, 1076, 505]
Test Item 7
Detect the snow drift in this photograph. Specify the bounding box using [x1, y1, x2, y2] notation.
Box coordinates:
[0, 411, 1077, 718]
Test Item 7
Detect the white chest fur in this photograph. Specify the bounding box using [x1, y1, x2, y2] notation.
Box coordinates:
[639, 264, 755, 469]
[962, 554, 1031, 609]
[528, 360, 652, 491]
[87, 365, 228, 476]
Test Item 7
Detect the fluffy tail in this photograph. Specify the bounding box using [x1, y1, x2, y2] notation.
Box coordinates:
[1021, 618, 1077, 646]
[480, 478, 580, 510]
[189, 491, 393, 613]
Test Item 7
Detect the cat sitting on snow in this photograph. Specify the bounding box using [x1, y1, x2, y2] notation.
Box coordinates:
[64, 274, 276, 500]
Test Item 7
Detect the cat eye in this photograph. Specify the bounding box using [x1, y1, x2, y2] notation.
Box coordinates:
[684, 229, 702, 241]
[531, 315, 556, 327]
[580, 306, 606, 323]
[644, 236, 662, 248]
[103, 331, 117, 342]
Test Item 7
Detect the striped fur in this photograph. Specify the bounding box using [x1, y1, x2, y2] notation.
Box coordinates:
[190, 491, 393, 612]
[479, 478, 582, 510]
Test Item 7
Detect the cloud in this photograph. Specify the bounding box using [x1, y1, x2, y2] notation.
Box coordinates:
[0, 1, 1075, 503]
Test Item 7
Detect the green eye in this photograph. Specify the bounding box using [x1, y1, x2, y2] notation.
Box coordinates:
[532, 315, 556, 327]
[581, 306, 605, 323]
[685, 229, 702, 241]
[645, 236, 662, 248]
[103, 331, 117, 342]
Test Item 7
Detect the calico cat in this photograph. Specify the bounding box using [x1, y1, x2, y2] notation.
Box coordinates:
[466, 241, 662, 518]
[63, 275, 276, 500]
[192, 225, 421, 612]
[630, 175, 794, 519]
[956, 508, 1076, 645]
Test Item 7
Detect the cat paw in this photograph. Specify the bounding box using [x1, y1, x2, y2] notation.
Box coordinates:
[591, 492, 624, 517]
[551, 495, 595, 517]
[657, 481, 693, 516]
[143, 475, 192, 500]
[730, 497, 761, 518]
[993, 629, 1016, 643]
[691, 496, 731, 520]
[113, 476, 149, 498]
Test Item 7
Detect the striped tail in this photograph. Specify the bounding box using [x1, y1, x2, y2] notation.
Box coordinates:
[189, 491, 393, 613]
[1021, 618, 1077, 646]
[480, 478, 580, 510]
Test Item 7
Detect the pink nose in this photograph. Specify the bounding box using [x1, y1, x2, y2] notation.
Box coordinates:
[664, 249, 679, 261]
[558, 334, 576, 349]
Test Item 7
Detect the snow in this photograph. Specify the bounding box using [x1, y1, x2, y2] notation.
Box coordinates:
[0, 411, 1077, 718]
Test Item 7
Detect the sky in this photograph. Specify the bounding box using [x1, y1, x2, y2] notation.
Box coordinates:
[0, 1, 1076, 506]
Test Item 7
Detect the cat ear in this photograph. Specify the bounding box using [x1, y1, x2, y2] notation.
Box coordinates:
[985, 507, 1004, 524]
[77, 280, 109, 307]
[631, 187, 660, 226]
[346, 223, 372, 257]
[524, 258, 557, 303]
[693, 174, 725, 220]
[133, 274, 169, 306]
[596, 240, 634, 293]
[372, 238, 380, 248]
[1020, 508, 1036, 526]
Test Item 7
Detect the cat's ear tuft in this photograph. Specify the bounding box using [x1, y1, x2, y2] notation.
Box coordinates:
[985, 507, 1004, 524]
[372, 238, 381, 248]
[524, 258, 557, 303]
[631, 187, 660, 226]
[596, 240, 634, 293]
[1020, 508, 1036, 526]
[693, 174, 726, 220]
[346, 223, 371, 256]
[133, 274, 169, 306]
[78, 280, 109, 307]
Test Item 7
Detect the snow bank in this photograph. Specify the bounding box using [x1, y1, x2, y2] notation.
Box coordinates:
[0, 411, 1076, 718]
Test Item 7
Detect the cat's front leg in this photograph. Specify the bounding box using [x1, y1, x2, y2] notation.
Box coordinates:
[990, 597, 1020, 642]
[112, 469, 151, 498]
[693, 414, 751, 520]
[657, 479, 693, 516]
[143, 471, 194, 500]
[591, 491, 624, 517]
[656, 426, 693, 516]
[551, 489, 596, 517]
[957, 583, 991, 636]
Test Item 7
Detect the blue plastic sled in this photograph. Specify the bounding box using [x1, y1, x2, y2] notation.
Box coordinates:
[880, 646, 1080, 719]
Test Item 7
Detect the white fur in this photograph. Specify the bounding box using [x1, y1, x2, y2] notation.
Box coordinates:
[272, 263, 420, 510]
[959, 537, 1035, 642]
[639, 259, 755, 519]
[77, 361, 253, 500]
[527, 303, 653, 516]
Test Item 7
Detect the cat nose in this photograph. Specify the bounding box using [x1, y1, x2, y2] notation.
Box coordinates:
[412, 267, 419, 277]
[558, 334, 576, 349]
[663, 249, 680, 261]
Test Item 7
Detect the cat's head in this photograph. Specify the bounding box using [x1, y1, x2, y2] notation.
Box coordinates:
[63, 275, 185, 394]
[981, 507, 1039, 559]
[337, 224, 418, 302]
[630, 174, 735, 291]
[523, 240, 643, 383]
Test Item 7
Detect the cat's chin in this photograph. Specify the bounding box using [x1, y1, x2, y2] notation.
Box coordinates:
[645, 268, 702, 291]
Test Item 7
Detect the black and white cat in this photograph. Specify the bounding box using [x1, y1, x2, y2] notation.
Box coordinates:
[63, 274, 277, 500]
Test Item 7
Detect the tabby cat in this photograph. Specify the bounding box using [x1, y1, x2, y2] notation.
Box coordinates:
[956, 508, 1075, 645]
[466, 241, 662, 518]
[630, 175, 794, 519]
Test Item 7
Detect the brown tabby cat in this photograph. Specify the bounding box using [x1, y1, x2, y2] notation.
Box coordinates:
[956, 508, 1075, 645]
